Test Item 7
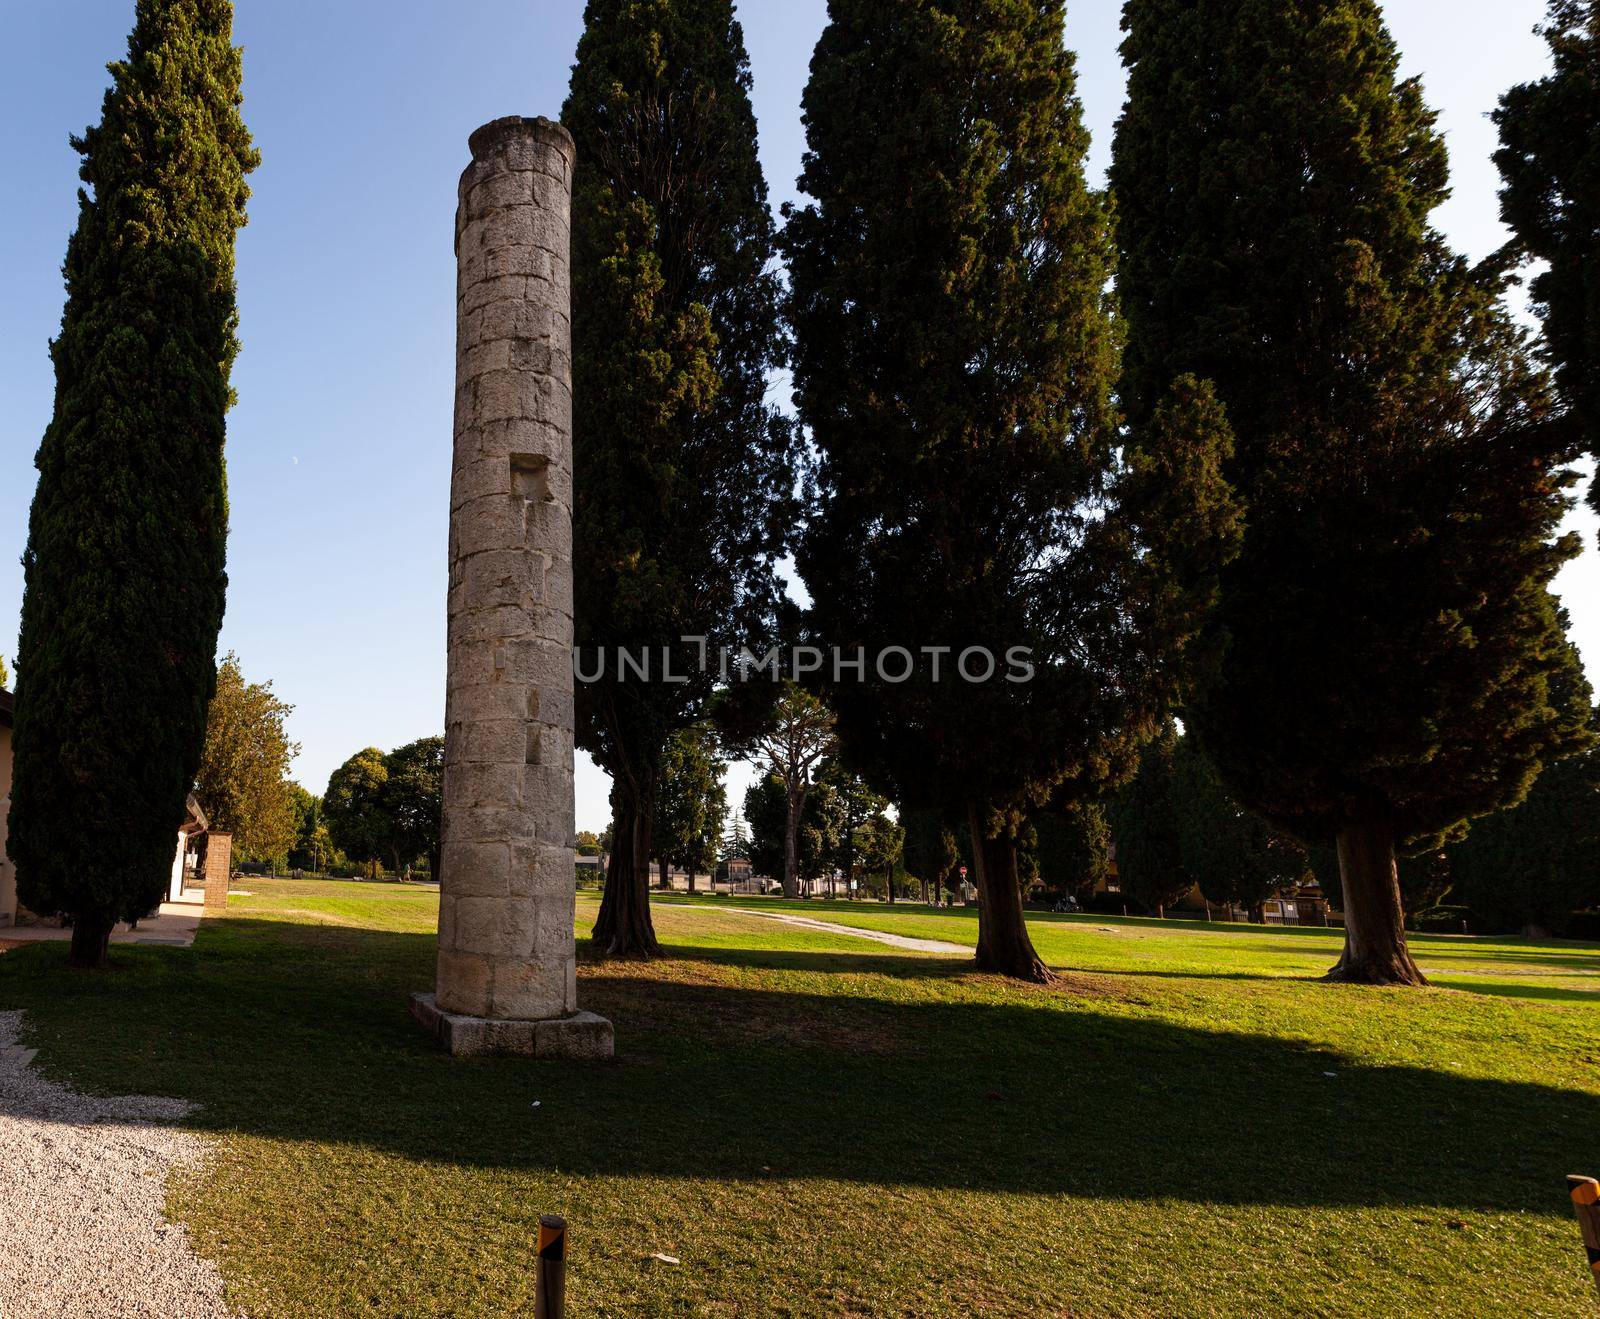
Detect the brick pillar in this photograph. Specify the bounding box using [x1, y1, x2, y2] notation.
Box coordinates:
[412, 116, 611, 1060]
[202, 833, 232, 910]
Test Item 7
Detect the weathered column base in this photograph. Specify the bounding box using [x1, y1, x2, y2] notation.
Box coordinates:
[411, 993, 614, 1060]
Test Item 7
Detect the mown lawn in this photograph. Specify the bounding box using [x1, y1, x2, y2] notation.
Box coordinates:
[2, 878, 1598, 1316]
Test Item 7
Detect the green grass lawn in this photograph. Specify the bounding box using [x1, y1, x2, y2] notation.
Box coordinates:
[2, 879, 1598, 1316]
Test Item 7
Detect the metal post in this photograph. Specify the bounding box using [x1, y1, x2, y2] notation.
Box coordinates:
[1569, 1176, 1600, 1297]
[535, 1214, 567, 1318]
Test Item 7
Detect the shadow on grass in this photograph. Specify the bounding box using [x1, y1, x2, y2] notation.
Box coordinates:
[0, 915, 1594, 1217]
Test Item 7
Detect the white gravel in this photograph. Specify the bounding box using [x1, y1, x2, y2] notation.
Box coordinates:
[0, 1010, 237, 1318]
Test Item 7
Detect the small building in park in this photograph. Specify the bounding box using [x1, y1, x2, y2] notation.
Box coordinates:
[171, 794, 233, 909]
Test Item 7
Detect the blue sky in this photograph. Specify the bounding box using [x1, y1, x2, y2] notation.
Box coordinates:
[1, 0, 1594, 833]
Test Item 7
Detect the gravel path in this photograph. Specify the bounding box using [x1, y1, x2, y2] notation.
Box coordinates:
[720, 906, 971, 955]
[0, 1011, 236, 1318]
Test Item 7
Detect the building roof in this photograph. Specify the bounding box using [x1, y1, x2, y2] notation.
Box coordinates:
[0, 688, 12, 728]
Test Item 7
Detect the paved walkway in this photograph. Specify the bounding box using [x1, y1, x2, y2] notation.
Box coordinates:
[0, 899, 205, 950]
[721, 906, 970, 956]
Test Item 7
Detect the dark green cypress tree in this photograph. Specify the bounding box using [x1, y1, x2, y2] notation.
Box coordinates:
[1449, 629, 1598, 934]
[789, 0, 1239, 980]
[1026, 803, 1111, 904]
[563, 0, 795, 957]
[1113, 0, 1590, 983]
[1495, 1, 1600, 511]
[1108, 722, 1193, 917]
[8, 0, 257, 968]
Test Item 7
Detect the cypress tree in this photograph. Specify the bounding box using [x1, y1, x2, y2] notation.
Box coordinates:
[789, 0, 1239, 980]
[1113, 0, 1590, 983]
[1027, 802, 1111, 904]
[8, 0, 256, 967]
[1495, 1, 1600, 510]
[563, 0, 795, 956]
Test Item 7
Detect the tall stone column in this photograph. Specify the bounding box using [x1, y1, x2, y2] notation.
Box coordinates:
[411, 116, 612, 1060]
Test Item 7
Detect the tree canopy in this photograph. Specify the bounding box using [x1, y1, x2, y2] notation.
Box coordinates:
[744, 772, 841, 887]
[655, 722, 728, 887]
[1113, 0, 1590, 982]
[7, 0, 257, 966]
[323, 748, 391, 879]
[383, 737, 443, 878]
[564, 0, 796, 955]
[789, 0, 1238, 978]
[1027, 803, 1111, 903]
[195, 654, 299, 865]
[1496, 0, 1600, 510]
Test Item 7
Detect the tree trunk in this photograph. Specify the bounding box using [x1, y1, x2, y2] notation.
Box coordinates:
[782, 784, 806, 900]
[686, 866, 696, 893]
[1326, 816, 1426, 986]
[842, 820, 855, 901]
[593, 769, 663, 959]
[68, 915, 112, 969]
[885, 863, 895, 904]
[658, 856, 671, 890]
[967, 803, 1052, 983]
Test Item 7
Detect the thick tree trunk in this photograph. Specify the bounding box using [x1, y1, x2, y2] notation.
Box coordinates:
[968, 803, 1052, 983]
[658, 856, 671, 890]
[885, 864, 895, 904]
[68, 915, 112, 969]
[686, 867, 696, 893]
[593, 769, 663, 959]
[1326, 816, 1427, 986]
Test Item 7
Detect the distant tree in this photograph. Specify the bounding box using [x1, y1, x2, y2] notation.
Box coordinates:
[1450, 718, 1600, 935]
[1496, 0, 1600, 510]
[7, 0, 258, 968]
[789, 0, 1240, 980]
[195, 654, 299, 867]
[744, 774, 840, 889]
[1114, 0, 1590, 982]
[0, 655, 9, 688]
[735, 684, 837, 898]
[655, 723, 728, 891]
[1448, 645, 1599, 933]
[564, 0, 795, 957]
[383, 737, 442, 878]
[324, 748, 390, 879]
[285, 783, 324, 871]
[1172, 739, 1308, 921]
[856, 811, 906, 902]
[723, 808, 749, 861]
[575, 831, 603, 858]
[901, 808, 958, 902]
[818, 757, 890, 897]
[1028, 804, 1111, 904]
[1110, 725, 1193, 917]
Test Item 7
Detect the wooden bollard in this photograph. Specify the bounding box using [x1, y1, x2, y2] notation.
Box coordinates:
[535, 1214, 567, 1319]
[1569, 1175, 1600, 1297]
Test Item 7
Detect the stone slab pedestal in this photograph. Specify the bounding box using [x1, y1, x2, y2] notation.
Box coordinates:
[411, 993, 613, 1060]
